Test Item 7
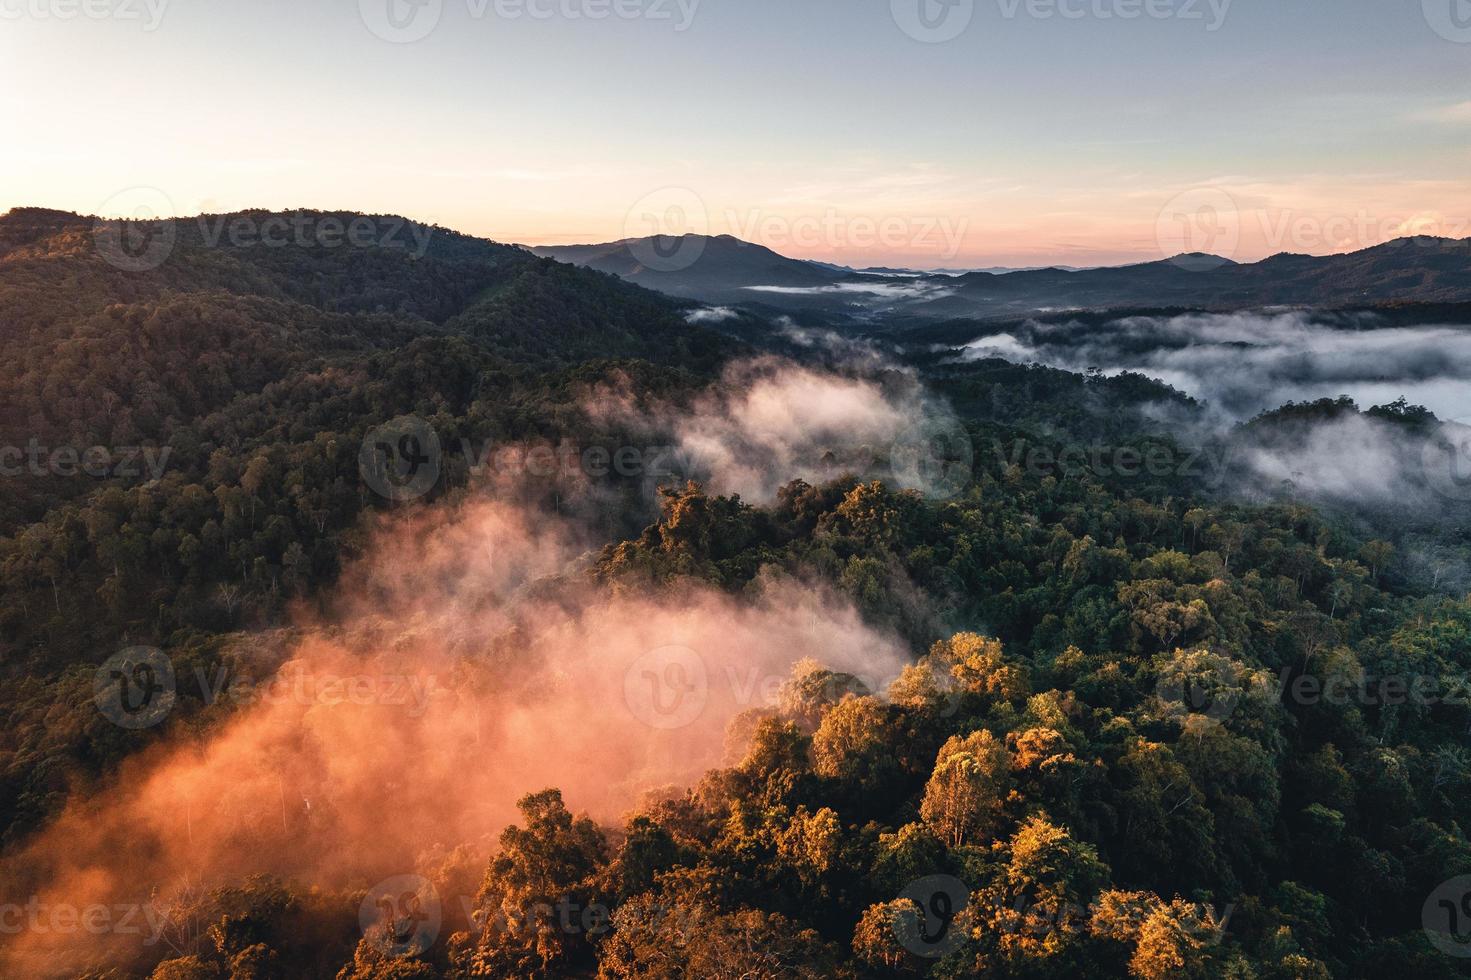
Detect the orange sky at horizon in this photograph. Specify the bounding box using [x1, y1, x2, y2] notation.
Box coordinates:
[3, 0, 1468, 269]
[44, 170, 1471, 271]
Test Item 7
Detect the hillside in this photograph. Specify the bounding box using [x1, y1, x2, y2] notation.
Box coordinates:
[0, 207, 741, 655]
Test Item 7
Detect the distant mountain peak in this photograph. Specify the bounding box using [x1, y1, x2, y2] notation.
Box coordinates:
[1153, 252, 1238, 269]
[531, 233, 851, 302]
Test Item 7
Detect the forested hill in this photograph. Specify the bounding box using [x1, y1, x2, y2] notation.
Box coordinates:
[0, 207, 739, 659]
[0, 206, 737, 349]
[5, 207, 1471, 979]
[0, 206, 759, 859]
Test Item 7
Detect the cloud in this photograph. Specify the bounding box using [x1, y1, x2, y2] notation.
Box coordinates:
[1234, 411, 1426, 506]
[952, 311, 1471, 580]
[955, 311, 1471, 422]
[582, 357, 972, 504]
[1, 355, 982, 974]
[684, 306, 739, 324]
[745, 281, 955, 302]
[0, 495, 910, 975]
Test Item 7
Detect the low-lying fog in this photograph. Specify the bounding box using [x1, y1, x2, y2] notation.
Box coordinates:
[746, 281, 956, 302]
[952, 310, 1471, 591]
[957, 311, 1471, 423]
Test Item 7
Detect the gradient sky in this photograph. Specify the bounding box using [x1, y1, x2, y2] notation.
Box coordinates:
[2, 0, 1468, 266]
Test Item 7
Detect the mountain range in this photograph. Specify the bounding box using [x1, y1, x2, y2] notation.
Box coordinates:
[536, 233, 1471, 321]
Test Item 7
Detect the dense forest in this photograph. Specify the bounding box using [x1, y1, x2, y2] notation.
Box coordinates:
[3, 209, 1471, 978]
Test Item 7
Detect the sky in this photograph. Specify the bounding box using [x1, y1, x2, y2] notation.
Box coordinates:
[1, 0, 1468, 267]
